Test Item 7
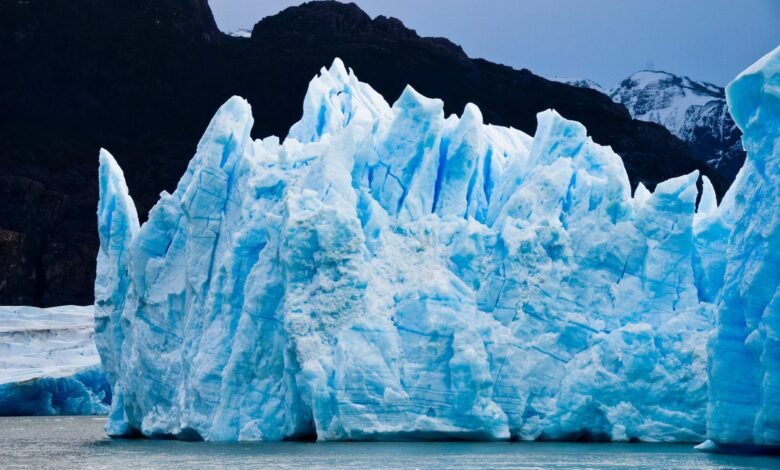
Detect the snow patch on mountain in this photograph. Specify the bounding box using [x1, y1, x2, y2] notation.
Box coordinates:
[550, 77, 607, 94]
[611, 71, 722, 138]
[554, 71, 745, 180]
[610, 71, 743, 178]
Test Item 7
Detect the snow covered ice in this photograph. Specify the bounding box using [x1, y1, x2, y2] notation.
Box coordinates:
[95, 57, 763, 443]
[0, 305, 110, 415]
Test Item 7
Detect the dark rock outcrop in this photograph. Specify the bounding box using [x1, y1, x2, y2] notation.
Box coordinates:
[0, 0, 728, 306]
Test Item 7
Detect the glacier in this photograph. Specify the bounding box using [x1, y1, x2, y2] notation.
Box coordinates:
[0, 306, 110, 416]
[698, 46, 780, 452]
[93, 52, 777, 443]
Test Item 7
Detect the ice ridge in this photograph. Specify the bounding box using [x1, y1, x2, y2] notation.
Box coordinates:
[95, 57, 752, 442]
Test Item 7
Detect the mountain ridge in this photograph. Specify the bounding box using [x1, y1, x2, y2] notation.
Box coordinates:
[558, 70, 745, 180]
[0, 0, 728, 306]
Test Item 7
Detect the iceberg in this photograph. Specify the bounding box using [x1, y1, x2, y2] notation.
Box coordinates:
[96, 58, 735, 442]
[699, 46, 780, 452]
[0, 305, 110, 416]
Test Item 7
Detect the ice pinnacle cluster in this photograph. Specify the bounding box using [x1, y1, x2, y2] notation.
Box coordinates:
[95, 49, 777, 444]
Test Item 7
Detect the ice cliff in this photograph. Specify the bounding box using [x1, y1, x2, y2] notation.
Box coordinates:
[95, 56, 767, 443]
[699, 46, 780, 452]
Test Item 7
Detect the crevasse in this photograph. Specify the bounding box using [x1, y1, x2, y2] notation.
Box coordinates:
[94, 51, 775, 443]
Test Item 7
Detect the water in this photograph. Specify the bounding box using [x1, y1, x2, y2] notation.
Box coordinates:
[1, 417, 778, 469]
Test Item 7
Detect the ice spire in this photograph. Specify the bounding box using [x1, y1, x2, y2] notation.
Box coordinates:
[288, 58, 392, 143]
[94, 148, 140, 435]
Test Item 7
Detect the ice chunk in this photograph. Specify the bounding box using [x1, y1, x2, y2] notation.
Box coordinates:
[96, 59, 724, 442]
[0, 305, 110, 416]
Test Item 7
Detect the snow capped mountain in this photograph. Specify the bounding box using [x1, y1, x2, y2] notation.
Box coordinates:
[551, 77, 607, 94]
[612, 71, 723, 128]
[95, 59, 730, 442]
[556, 71, 745, 180]
[227, 29, 252, 38]
[611, 71, 744, 179]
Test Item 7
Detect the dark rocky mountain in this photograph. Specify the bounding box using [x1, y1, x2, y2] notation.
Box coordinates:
[0, 0, 730, 306]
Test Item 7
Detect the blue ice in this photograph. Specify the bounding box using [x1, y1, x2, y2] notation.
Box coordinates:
[94, 51, 778, 445]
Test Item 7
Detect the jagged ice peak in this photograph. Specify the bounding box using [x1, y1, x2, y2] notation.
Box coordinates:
[94, 54, 769, 443]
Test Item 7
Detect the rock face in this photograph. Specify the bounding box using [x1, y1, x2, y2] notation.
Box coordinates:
[701, 46, 780, 452]
[95, 59, 729, 442]
[0, 0, 725, 307]
[611, 71, 745, 180]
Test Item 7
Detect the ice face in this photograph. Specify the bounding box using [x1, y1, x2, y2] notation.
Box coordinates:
[0, 366, 109, 416]
[96, 58, 734, 442]
[703, 46, 780, 449]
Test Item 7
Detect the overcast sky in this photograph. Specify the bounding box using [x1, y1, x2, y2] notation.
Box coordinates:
[208, 0, 779, 87]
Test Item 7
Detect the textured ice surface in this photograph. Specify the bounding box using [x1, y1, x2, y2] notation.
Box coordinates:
[702, 46, 780, 450]
[0, 305, 110, 415]
[96, 59, 733, 442]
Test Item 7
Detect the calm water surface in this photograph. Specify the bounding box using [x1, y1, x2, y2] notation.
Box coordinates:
[1, 416, 778, 469]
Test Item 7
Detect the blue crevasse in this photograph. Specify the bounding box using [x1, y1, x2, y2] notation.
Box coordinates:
[699, 46, 780, 452]
[96, 58, 738, 442]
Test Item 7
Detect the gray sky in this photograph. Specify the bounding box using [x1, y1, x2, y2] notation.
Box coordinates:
[208, 0, 780, 87]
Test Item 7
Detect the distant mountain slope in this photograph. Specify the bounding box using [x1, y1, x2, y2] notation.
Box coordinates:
[559, 71, 745, 179]
[611, 71, 744, 179]
[0, 0, 727, 306]
[551, 77, 608, 94]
